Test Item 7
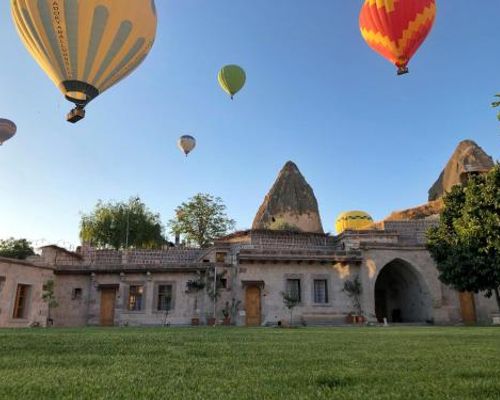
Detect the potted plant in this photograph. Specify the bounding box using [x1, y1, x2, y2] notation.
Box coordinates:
[343, 276, 364, 324]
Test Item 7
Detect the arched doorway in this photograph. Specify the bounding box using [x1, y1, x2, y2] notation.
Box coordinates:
[374, 259, 433, 323]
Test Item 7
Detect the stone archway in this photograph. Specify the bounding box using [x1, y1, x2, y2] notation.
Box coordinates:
[374, 259, 433, 323]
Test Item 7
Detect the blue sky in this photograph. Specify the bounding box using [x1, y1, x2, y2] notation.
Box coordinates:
[0, 0, 498, 248]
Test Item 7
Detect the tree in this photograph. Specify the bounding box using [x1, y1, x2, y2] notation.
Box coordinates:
[206, 268, 227, 323]
[0, 238, 35, 260]
[343, 276, 363, 316]
[492, 94, 500, 121]
[42, 280, 58, 326]
[80, 197, 166, 250]
[169, 194, 235, 248]
[427, 164, 500, 311]
[281, 291, 300, 326]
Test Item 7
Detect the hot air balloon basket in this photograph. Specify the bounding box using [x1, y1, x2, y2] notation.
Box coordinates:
[397, 67, 409, 76]
[66, 107, 86, 124]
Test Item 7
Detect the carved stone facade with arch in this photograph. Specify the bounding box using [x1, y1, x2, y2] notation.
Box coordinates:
[359, 248, 460, 324]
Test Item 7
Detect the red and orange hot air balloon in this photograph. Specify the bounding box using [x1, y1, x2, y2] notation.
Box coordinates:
[359, 0, 436, 75]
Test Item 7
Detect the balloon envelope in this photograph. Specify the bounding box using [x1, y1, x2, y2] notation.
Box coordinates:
[359, 0, 436, 74]
[11, 0, 157, 118]
[177, 135, 196, 156]
[335, 211, 374, 234]
[218, 65, 246, 98]
[0, 119, 17, 145]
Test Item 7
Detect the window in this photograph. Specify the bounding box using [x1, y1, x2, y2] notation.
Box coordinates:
[314, 280, 328, 304]
[286, 279, 301, 302]
[0, 277, 5, 295]
[128, 285, 144, 311]
[72, 288, 82, 300]
[13, 284, 31, 319]
[157, 285, 173, 311]
[216, 252, 227, 263]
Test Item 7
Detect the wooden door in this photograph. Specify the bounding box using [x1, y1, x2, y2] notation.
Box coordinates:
[245, 286, 261, 326]
[459, 291, 476, 325]
[100, 288, 116, 327]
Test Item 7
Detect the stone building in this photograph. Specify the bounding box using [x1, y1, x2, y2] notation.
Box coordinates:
[0, 140, 497, 328]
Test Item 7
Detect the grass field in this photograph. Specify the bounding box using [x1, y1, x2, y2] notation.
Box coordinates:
[0, 327, 499, 399]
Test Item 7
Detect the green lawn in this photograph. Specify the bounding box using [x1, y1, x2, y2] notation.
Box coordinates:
[0, 327, 499, 400]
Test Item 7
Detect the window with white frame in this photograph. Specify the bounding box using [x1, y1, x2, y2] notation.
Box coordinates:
[313, 279, 328, 304]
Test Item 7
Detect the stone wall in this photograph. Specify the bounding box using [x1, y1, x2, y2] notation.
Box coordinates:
[0, 258, 54, 327]
[235, 262, 357, 326]
[382, 220, 438, 245]
[53, 267, 235, 327]
[77, 247, 203, 266]
[358, 248, 474, 324]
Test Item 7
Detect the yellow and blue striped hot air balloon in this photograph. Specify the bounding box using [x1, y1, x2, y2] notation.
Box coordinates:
[335, 211, 374, 235]
[11, 0, 157, 123]
[359, 0, 436, 75]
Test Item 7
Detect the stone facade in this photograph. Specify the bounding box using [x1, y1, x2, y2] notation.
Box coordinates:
[0, 224, 497, 328]
[0, 257, 54, 327]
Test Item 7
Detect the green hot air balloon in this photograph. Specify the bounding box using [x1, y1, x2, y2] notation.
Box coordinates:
[218, 65, 246, 99]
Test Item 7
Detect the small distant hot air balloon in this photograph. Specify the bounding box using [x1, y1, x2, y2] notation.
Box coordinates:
[177, 135, 196, 157]
[0, 119, 17, 145]
[11, 0, 158, 123]
[218, 65, 246, 99]
[335, 211, 374, 235]
[359, 0, 436, 75]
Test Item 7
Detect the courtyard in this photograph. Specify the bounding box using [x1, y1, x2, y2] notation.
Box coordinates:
[0, 327, 499, 399]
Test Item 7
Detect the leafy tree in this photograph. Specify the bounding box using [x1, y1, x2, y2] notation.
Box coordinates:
[427, 164, 500, 311]
[492, 94, 500, 121]
[169, 194, 235, 248]
[281, 291, 300, 326]
[80, 197, 166, 250]
[0, 238, 35, 260]
[343, 276, 363, 316]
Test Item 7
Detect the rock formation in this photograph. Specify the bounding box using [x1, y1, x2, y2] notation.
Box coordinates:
[252, 161, 324, 233]
[385, 199, 443, 221]
[428, 140, 494, 201]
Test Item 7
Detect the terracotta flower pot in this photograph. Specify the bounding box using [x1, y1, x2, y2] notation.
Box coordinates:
[207, 317, 216, 326]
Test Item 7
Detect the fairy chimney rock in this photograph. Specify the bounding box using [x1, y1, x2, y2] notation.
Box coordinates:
[428, 140, 494, 201]
[252, 161, 324, 233]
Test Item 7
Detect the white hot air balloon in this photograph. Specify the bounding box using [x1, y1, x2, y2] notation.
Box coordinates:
[0, 119, 17, 145]
[177, 135, 196, 157]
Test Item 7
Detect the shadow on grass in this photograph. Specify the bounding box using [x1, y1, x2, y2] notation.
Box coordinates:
[456, 371, 496, 380]
[316, 375, 355, 389]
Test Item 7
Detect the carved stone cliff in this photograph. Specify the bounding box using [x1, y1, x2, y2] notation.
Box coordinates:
[252, 161, 324, 233]
[428, 140, 494, 201]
